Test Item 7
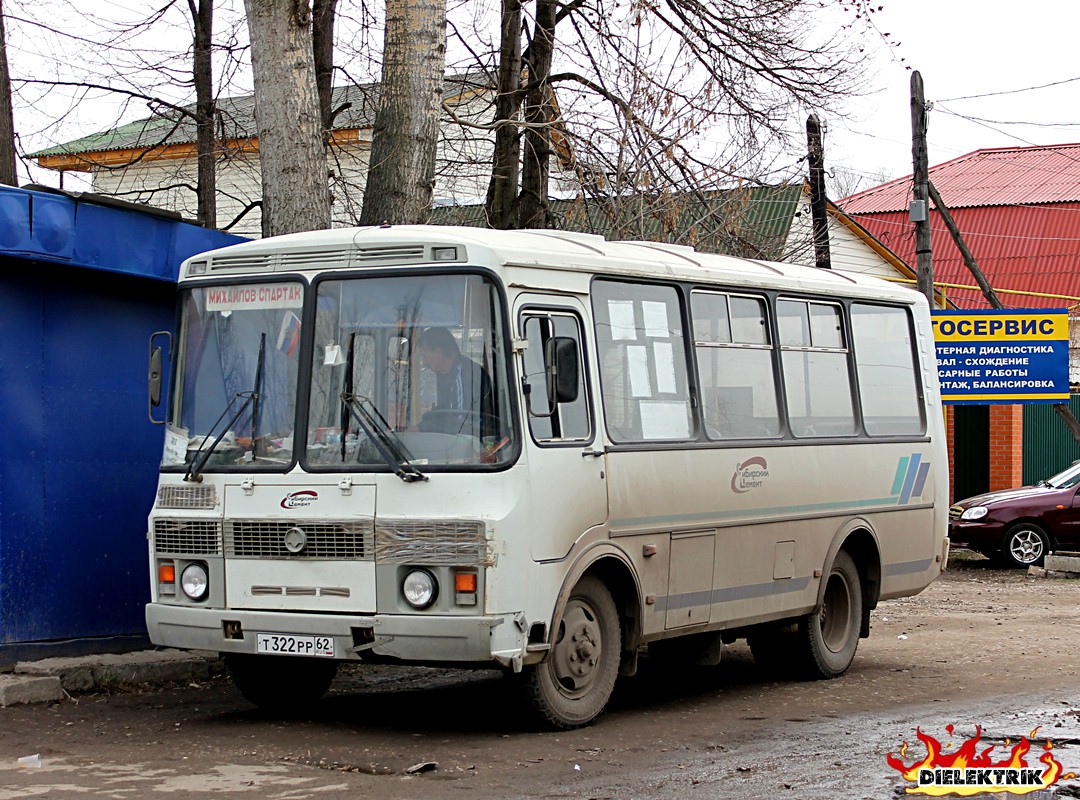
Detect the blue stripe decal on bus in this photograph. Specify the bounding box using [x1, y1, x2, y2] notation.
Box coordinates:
[891, 457, 910, 495]
[884, 558, 933, 576]
[654, 576, 813, 612]
[654, 560, 931, 614]
[898, 453, 922, 504]
[912, 462, 930, 499]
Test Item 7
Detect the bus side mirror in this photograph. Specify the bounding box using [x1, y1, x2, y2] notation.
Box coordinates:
[545, 336, 579, 406]
[148, 331, 173, 424]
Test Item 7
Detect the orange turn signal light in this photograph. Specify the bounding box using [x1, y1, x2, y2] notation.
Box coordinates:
[454, 572, 477, 593]
[158, 563, 176, 583]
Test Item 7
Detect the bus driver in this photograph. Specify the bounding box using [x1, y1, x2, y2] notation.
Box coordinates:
[416, 326, 495, 437]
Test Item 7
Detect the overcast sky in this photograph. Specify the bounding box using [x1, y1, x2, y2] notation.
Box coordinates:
[824, 0, 1080, 192]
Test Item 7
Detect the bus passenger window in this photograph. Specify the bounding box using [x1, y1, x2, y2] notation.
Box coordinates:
[778, 299, 856, 437]
[592, 281, 693, 443]
[691, 291, 779, 439]
[851, 304, 924, 436]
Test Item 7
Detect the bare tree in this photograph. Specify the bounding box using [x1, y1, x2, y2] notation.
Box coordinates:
[470, 0, 876, 230]
[7, 1, 254, 226]
[244, 0, 330, 235]
[312, 0, 340, 131]
[8, 0, 883, 242]
[484, 0, 522, 228]
[516, 0, 556, 229]
[189, 0, 216, 227]
[358, 0, 446, 225]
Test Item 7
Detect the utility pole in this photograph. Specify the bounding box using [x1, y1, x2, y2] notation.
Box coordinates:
[910, 71, 933, 307]
[806, 114, 831, 269]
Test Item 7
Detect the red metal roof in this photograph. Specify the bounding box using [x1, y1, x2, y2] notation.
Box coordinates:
[837, 143, 1080, 310]
[841, 143, 1080, 214]
[851, 204, 1080, 310]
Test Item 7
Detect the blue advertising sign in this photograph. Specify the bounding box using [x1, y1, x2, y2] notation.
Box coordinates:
[931, 309, 1070, 405]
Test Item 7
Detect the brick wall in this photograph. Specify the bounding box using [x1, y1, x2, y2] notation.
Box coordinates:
[988, 404, 1024, 490]
[946, 406, 956, 503]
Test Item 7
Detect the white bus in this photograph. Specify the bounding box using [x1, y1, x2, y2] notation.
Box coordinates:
[145, 225, 948, 728]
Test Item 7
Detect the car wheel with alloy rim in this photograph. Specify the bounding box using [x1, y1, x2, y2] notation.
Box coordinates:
[1000, 523, 1050, 568]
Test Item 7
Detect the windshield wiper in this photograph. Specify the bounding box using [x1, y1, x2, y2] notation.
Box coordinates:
[340, 393, 427, 482]
[184, 333, 266, 483]
[338, 332, 426, 482]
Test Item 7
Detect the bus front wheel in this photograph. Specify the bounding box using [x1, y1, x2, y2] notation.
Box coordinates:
[522, 576, 621, 729]
[796, 550, 862, 679]
[226, 654, 338, 713]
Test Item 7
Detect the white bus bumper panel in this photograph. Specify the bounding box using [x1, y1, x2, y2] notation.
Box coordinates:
[145, 603, 523, 664]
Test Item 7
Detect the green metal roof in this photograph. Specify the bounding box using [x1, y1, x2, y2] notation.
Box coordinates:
[430, 184, 804, 259]
[30, 74, 491, 159]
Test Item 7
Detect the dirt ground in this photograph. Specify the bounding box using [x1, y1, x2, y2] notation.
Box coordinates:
[3, 550, 1080, 799]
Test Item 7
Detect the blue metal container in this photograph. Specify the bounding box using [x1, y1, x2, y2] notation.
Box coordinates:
[0, 186, 243, 663]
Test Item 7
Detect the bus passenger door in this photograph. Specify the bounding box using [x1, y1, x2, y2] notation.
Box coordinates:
[517, 299, 608, 561]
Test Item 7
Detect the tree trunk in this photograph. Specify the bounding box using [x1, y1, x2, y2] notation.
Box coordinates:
[517, 0, 556, 229]
[484, 0, 522, 229]
[358, 0, 446, 225]
[312, 0, 338, 132]
[189, 0, 216, 228]
[243, 0, 331, 236]
[0, 0, 18, 186]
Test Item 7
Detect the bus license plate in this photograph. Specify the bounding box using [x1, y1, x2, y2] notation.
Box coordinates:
[256, 633, 335, 658]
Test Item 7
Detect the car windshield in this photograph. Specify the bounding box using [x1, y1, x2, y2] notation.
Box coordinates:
[1044, 461, 1080, 489]
[163, 282, 304, 469]
[306, 272, 516, 469]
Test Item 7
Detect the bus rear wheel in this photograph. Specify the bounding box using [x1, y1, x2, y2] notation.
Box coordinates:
[226, 654, 338, 713]
[796, 551, 862, 679]
[522, 576, 621, 729]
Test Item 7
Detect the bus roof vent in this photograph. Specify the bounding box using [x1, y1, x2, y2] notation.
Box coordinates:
[355, 244, 427, 265]
[209, 253, 274, 272]
[276, 248, 355, 270]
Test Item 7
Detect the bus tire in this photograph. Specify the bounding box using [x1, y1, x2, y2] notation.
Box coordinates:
[226, 654, 338, 713]
[522, 576, 621, 729]
[796, 550, 862, 679]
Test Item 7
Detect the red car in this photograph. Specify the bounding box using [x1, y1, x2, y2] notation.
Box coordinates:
[949, 461, 1080, 567]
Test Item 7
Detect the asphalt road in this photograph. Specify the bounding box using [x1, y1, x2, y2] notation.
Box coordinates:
[2, 552, 1080, 799]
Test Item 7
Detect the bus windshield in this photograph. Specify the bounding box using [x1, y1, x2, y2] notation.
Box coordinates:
[165, 281, 305, 469]
[306, 272, 516, 469]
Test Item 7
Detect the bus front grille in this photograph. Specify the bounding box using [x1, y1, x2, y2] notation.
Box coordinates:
[225, 520, 375, 560]
[153, 519, 223, 555]
[156, 485, 217, 510]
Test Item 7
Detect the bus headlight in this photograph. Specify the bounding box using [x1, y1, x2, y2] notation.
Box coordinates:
[180, 563, 209, 601]
[402, 569, 437, 609]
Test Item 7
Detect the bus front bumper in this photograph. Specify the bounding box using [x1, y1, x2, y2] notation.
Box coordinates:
[145, 603, 526, 666]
